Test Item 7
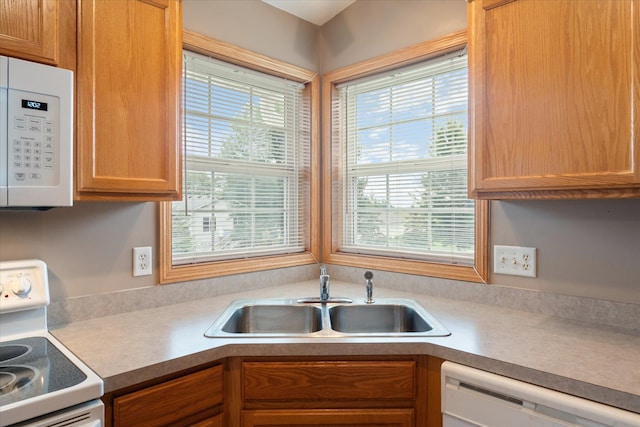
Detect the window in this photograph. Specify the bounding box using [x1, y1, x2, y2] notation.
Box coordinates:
[160, 33, 319, 283]
[323, 31, 488, 282]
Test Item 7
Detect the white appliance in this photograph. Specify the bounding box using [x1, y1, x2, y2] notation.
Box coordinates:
[0, 260, 103, 426]
[442, 361, 640, 427]
[0, 56, 73, 209]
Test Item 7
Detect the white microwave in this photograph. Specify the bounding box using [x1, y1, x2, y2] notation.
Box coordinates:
[0, 56, 73, 209]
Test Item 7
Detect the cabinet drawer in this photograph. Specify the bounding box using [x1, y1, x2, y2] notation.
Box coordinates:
[191, 413, 224, 427]
[243, 361, 415, 402]
[242, 408, 414, 426]
[113, 365, 223, 427]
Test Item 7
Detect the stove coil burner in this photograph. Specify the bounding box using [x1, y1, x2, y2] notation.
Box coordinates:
[0, 344, 31, 363]
[0, 366, 39, 396]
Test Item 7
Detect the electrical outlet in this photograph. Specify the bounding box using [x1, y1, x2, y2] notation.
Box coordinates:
[493, 245, 537, 278]
[133, 246, 152, 277]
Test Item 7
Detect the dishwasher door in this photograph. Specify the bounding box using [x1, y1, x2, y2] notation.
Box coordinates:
[441, 362, 640, 427]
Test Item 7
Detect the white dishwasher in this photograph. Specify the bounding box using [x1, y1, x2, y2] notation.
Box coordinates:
[441, 362, 640, 427]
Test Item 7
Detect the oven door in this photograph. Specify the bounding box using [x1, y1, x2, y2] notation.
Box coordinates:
[11, 399, 103, 427]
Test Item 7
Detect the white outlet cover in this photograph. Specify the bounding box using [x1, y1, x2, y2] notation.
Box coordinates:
[494, 245, 537, 278]
[133, 246, 152, 277]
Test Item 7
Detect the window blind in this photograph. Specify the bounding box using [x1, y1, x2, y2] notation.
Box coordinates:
[172, 51, 309, 264]
[334, 50, 474, 265]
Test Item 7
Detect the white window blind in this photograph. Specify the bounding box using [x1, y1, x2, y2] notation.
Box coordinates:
[333, 50, 474, 265]
[172, 51, 309, 265]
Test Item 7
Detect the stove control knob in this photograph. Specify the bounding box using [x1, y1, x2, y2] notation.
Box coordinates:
[10, 277, 32, 296]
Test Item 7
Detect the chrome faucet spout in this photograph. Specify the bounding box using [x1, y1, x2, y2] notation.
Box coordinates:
[364, 271, 374, 304]
[320, 266, 330, 301]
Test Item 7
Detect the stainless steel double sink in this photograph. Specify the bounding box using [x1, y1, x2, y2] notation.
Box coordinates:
[204, 298, 450, 338]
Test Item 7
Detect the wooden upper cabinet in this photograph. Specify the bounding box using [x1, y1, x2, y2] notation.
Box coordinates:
[468, 0, 640, 199]
[76, 0, 182, 200]
[0, 0, 60, 65]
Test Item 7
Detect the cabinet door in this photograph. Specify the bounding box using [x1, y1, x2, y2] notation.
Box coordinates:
[469, 0, 640, 198]
[76, 0, 182, 200]
[113, 365, 223, 427]
[0, 0, 60, 64]
[242, 409, 414, 427]
[190, 414, 223, 427]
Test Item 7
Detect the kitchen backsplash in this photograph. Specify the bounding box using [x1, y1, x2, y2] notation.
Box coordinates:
[48, 264, 640, 333]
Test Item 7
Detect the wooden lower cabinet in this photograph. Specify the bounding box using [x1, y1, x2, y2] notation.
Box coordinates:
[107, 364, 224, 427]
[191, 415, 224, 427]
[103, 356, 443, 426]
[242, 409, 414, 426]
[228, 355, 444, 427]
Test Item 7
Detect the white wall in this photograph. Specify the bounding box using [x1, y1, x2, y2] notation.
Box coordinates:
[319, 0, 467, 72]
[0, 1, 320, 300]
[491, 200, 640, 302]
[1, 0, 638, 305]
[319, 0, 640, 304]
[183, 0, 319, 71]
[0, 202, 158, 299]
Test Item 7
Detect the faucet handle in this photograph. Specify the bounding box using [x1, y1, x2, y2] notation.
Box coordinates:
[364, 271, 373, 280]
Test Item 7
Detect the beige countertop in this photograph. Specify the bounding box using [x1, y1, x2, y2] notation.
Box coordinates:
[50, 280, 640, 414]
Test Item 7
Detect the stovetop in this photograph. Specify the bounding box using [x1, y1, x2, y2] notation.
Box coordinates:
[0, 260, 103, 426]
[0, 337, 87, 407]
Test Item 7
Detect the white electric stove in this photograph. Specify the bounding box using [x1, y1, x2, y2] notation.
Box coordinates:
[0, 260, 103, 427]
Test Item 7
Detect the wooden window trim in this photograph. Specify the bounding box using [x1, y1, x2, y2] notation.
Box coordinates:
[159, 30, 320, 284]
[322, 30, 489, 283]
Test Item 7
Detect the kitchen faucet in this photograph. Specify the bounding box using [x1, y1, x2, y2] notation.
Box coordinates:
[365, 271, 374, 304]
[297, 266, 352, 304]
[320, 266, 330, 301]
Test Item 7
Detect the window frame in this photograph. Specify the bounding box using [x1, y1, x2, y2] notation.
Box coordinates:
[159, 30, 320, 284]
[322, 30, 488, 283]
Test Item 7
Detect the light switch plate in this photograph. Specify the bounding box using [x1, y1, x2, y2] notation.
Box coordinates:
[494, 245, 537, 277]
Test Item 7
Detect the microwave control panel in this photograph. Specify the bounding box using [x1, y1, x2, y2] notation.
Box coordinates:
[0, 55, 72, 208]
[8, 90, 60, 187]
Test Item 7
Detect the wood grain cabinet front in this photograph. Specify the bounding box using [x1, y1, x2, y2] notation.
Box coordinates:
[468, 0, 640, 199]
[227, 356, 443, 427]
[0, 0, 59, 64]
[0, 0, 76, 68]
[241, 409, 414, 427]
[111, 365, 223, 427]
[75, 0, 182, 201]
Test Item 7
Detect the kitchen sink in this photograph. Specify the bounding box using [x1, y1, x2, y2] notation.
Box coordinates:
[329, 304, 433, 334]
[216, 303, 323, 335]
[205, 298, 450, 338]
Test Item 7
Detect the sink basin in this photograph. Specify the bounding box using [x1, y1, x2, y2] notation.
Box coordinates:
[329, 304, 431, 333]
[328, 300, 450, 336]
[205, 301, 323, 337]
[205, 298, 450, 338]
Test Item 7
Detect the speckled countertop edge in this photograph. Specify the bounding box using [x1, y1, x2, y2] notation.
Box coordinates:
[50, 281, 640, 414]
